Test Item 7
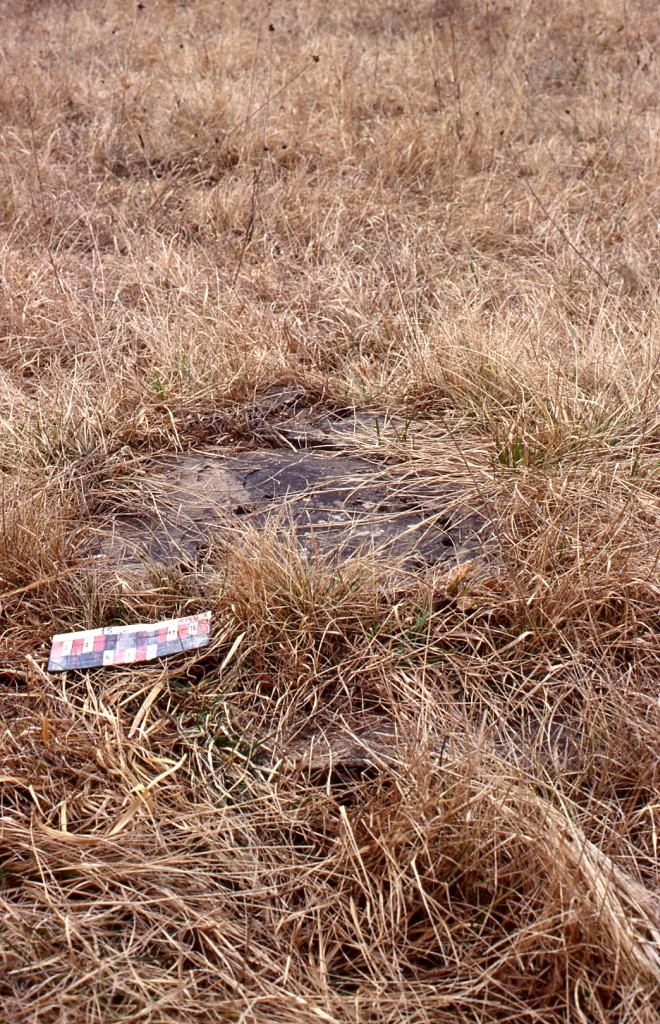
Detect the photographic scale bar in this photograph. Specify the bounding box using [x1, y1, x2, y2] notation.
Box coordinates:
[48, 612, 211, 671]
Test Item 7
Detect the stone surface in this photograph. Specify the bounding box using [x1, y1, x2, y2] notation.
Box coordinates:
[98, 447, 489, 575]
[274, 713, 584, 778]
[97, 405, 493, 576]
[256, 407, 436, 451]
[276, 718, 403, 771]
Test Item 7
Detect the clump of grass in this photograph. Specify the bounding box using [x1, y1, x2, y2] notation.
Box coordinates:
[209, 522, 386, 675]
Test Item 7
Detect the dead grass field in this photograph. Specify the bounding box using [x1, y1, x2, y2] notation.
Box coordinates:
[1, 0, 659, 1020]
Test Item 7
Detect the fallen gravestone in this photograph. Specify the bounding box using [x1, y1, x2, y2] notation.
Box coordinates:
[96, 411, 489, 581]
[98, 445, 490, 576]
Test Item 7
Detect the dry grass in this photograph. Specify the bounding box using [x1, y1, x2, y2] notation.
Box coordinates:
[1, 0, 660, 1019]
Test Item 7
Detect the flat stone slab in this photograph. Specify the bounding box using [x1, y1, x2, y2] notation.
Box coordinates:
[98, 446, 490, 575]
[257, 408, 430, 450]
[273, 712, 583, 777]
[276, 717, 403, 772]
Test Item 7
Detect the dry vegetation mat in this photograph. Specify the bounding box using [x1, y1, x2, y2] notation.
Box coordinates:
[1, 0, 659, 1020]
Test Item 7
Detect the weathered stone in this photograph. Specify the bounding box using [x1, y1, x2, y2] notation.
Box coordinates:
[257, 408, 431, 450]
[97, 418, 491, 576]
[276, 718, 403, 772]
